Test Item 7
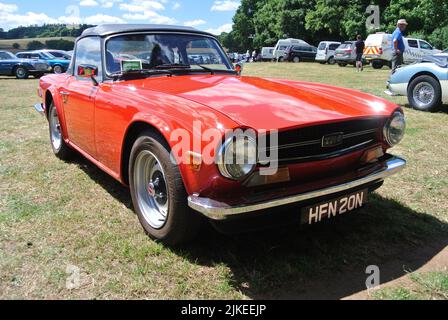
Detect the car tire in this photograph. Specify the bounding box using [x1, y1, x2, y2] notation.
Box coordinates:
[278, 57, 284, 62]
[53, 65, 63, 74]
[319, 61, 326, 65]
[48, 102, 73, 160]
[328, 57, 336, 65]
[129, 131, 203, 246]
[338, 63, 347, 67]
[372, 61, 383, 69]
[15, 66, 29, 79]
[293, 56, 300, 63]
[408, 75, 442, 112]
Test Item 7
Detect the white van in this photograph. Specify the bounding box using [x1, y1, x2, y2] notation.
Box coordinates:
[364, 33, 441, 69]
[316, 41, 341, 64]
[273, 38, 308, 61]
[261, 47, 275, 61]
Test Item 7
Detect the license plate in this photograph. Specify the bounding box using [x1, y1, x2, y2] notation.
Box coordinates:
[301, 190, 368, 225]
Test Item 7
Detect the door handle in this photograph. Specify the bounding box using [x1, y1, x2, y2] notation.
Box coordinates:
[60, 91, 70, 104]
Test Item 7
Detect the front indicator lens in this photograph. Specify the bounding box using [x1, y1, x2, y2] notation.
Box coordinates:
[383, 112, 406, 147]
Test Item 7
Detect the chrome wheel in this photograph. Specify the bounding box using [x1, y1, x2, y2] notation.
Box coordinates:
[53, 65, 63, 74]
[133, 150, 169, 229]
[49, 106, 62, 151]
[413, 82, 435, 108]
[16, 67, 27, 78]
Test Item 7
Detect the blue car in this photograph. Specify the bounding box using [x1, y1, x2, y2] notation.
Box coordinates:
[386, 54, 448, 111]
[0, 50, 50, 79]
[16, 51, 70, 74]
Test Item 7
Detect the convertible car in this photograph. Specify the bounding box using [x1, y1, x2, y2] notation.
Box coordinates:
[386, 54, 448, 111]
[34, 25, 407, 245]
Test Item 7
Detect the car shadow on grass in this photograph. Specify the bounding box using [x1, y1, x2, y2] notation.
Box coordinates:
[75, 155, 448, 300]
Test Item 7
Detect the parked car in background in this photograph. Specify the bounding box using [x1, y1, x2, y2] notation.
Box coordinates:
[0, 50, 50, 79]
[41, 49, 72, 60]
[285, 45, 317, 63]
[16, 51, 70, 74]
[273, 38, 309, 61]
[386, 54, 448, 111]
[364, 33, 441, 69]
[261, 47, 275, 61]
[316, 41, 341, 64]
[335, 41, 367, 67]
[34, 24, 406, 244]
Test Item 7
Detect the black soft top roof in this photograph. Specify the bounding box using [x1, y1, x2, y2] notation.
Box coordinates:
[79, 24, 214, 39]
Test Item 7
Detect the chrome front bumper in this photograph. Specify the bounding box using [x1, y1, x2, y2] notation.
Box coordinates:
[188, 156, 406, 220]
[34, 103, 45, 116]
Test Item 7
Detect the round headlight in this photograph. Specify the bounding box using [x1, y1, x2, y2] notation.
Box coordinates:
[383, 111, 406, 147]
[217, 134, 257, 180]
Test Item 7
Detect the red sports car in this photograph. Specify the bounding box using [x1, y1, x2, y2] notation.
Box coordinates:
[34, 25, 406, 245]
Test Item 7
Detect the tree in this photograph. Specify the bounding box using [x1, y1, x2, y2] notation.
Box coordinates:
[27, 40, 45, 50]
[232, 0, 261, 51]
[45, 39, 75, 51]
[12, 43, 20, 49]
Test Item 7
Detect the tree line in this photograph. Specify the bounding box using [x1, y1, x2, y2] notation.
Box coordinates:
[0, 24, 94, 40]
[219, 0, 448, 52]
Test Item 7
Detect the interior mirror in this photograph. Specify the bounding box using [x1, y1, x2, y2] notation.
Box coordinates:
[235, 62, 243, 75]
[78, 64, 99, 85]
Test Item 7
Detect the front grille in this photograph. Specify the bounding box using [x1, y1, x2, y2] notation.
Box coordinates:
[261, 118, 385, 165]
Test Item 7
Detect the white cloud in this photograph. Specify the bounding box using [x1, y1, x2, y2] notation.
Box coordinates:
[172, 2, 181, 10]
[119, 0, 176, 25]
[84, 14, 125, 24]
[0, 2, 18, 13]
[211, 0, 240, 12]
[183, 19, 207, 27]
[120, 0, 165, 12]
[79, 0, 99, 7]
[206, 23, 233, 35]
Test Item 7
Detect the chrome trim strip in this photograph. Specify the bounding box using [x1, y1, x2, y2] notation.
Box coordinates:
[188, 156, 406, 220]
[34, 103, 45, 116]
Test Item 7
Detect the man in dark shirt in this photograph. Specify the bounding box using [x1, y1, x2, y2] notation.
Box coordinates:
[392, 19, 408, 71]
[355, 35, 365, 72]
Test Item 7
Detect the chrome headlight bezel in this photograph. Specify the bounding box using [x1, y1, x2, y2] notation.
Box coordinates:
[383, 111, 406, 147]
[217, 134, 258, 180]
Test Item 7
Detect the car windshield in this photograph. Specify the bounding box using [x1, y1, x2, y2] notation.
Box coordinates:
[318, 43, 327, 50]
[0, 51, 17, 59]
[338, 43, 352, 49]
[41, 51, 56, 59]
[106, 33, 232, 74]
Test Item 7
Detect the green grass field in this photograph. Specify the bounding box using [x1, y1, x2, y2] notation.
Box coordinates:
[0, 62, 447, 300]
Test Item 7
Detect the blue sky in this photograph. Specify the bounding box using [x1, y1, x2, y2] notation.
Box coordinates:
[0, 0, 240, 34]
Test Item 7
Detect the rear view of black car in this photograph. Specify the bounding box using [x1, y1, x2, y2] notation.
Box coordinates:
[285, 45, 317, 63]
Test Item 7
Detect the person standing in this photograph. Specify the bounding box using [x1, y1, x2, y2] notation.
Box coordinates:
[392, 19, 408, 71]
[355, 35, 365, 72]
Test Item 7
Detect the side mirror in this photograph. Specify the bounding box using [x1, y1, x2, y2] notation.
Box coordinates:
[78, 64, 99, 86]
[235, 62, 243, 75]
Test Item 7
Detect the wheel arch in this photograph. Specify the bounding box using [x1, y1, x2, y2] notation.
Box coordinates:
[121, 120, 172, 186]
[408, 71, 440, 91]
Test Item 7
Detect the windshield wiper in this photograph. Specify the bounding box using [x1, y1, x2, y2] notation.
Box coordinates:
[153, 63, 191, 69]
[110, 69, 173, 80]
[195, 64, 215, 75]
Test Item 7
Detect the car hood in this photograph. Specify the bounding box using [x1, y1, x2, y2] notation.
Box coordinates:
[130, 75, 398, 130]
